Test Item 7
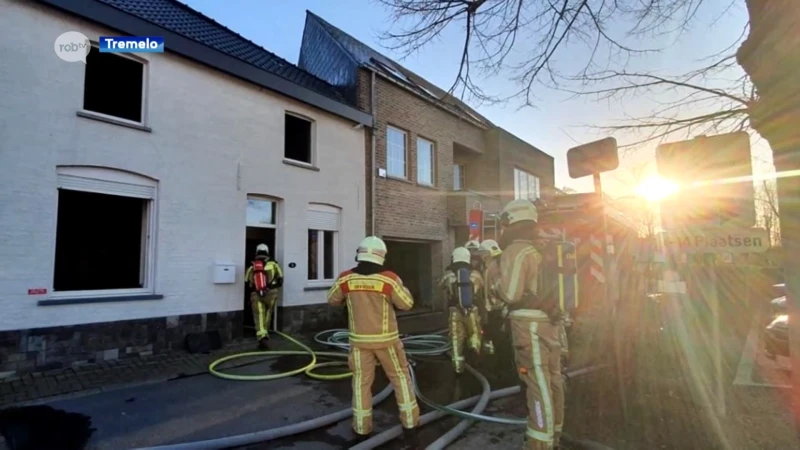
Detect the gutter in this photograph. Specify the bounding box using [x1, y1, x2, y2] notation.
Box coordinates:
[370, 69, 377, 235]
[39, 0, 373, 127]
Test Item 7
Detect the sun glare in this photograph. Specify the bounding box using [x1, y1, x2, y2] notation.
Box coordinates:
[637, 176, 679, 202]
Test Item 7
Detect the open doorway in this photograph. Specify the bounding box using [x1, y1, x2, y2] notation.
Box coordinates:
[244, 197, 278, 337]
[384, 240, 434, 310]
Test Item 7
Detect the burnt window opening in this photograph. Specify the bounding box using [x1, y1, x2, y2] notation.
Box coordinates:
[285, 114, 313, 164]
[83, 46, 144, 123]
[54, 189, 148, 292]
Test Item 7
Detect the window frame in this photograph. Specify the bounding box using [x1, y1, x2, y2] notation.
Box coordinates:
[80, 42, 149, 127]
[453, 164, 465, 191]
[306, 204, 341, 287]
[283, 112, 316, 166]
[416, 137, 435, 187]
[386, 126, 408, 179]
[246, 197, 278, 229]
[50, 167, 158, 300]
[513, 167, 541, 201]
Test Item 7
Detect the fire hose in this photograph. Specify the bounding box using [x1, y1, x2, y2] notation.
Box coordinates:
[133, 329, 614, 450]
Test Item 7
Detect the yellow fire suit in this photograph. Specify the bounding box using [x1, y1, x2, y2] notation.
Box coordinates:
[440, 268, 484, 373]
[327, 269, 420, 436]
[245, 259, 283, 340]
[482, 257, 505, 355]
[495, 240, 564, 449]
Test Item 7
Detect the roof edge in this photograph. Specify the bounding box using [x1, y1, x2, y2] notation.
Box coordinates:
[39, 0, 373, 126]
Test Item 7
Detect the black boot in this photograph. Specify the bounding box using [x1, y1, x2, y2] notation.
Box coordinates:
[401, 427, 422, 450]
[352, 432, 372, 445]
[257, 337, 269, 350]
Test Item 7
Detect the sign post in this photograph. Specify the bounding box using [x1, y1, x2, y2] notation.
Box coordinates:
[657, 131, 757, 417]
[566, 137, 626, 418]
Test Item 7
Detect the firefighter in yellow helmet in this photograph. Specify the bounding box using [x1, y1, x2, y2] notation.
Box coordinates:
[439, 247, 484, 374]
[493, 199, 565, 450]
[480, 239, 507, 360]
[244, 243, 283, 349]
[327, 236, 421, 449]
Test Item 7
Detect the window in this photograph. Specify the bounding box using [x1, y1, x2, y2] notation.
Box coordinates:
[514, 168, 540, 201]
[53, 168, 156, 296]
[307, 204, 340, 284]
[416, 138, 435, 186]
[246, 198, 276, 228]
[453, 164, 465, 191]
[386, 126, 407, 178]
[83, 46, 145, 123]
[285, 113, 313, 164]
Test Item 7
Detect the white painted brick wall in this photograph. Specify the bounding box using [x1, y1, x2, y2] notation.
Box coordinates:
[0, 1, 366, 331]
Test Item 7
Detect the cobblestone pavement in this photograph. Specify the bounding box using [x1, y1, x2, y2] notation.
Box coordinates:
[0, 339, 256, 407]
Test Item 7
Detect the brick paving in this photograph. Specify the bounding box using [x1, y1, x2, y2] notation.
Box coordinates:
[0, 339, 257, 407]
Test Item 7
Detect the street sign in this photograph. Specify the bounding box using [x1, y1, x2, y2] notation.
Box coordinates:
[567, 137, 619, 179]
[656, 132, 755, 228]
[660, 227, 769, 254]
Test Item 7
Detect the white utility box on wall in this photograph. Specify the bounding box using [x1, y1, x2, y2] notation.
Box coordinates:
[213, 262, 236, 284]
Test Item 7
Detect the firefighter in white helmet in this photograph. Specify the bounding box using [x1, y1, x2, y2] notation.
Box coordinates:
[327, 236, 421, 449]
[439, 247, 484, 374]
[244, 243, 283, 349]
[493, 199, 565, 450]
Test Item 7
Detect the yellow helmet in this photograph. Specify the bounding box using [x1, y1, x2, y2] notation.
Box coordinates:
[451, 247, 471, 264]
[500, 199, 538, 226]
[480, 239, 502, 257]
[356, 236, 387, 265]
[464, 240, 481, 252]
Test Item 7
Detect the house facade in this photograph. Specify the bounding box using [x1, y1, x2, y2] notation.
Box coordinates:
[299, 12, 555, 308]
[0, 0, 370, 373]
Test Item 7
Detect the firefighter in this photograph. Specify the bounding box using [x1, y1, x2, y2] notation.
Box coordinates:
[440, 247, 484, 374]
[465, 239, 484, 271]
[480, 239, 506, 359]
[245, 243, 283, 349]
[494, 199, 565, 450]
[327, 236, 421, 449]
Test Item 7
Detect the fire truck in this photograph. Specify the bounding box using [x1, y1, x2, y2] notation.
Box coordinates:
[467, 192, 643, 315]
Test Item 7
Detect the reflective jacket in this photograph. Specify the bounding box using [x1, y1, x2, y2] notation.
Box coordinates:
[494, 240, 545, 321]
[482, 258, 503, 312]
[245, 260, 283, 288]
[327, 269, 414, 349]
[439, 268, 483, 309]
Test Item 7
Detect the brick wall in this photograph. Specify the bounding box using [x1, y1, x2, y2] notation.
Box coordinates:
[356, 69, 487, 272]
[494, 128, 556, 205]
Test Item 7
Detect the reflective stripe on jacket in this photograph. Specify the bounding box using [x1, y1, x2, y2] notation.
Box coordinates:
[245, 260, 283, 287]
[439, 269, 483, 307]
[494, 240, 542, 314]
[327, 270, 414, 348]
[482, 258, 503, 311]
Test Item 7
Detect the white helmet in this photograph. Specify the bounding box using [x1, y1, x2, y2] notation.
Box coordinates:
[356, 236, 388, 265]
[464, 240, 481, 253]
[500, 199, 538, 226]
[480, 239, 502, 257]
[451, 247, 471, 264]
[255, 243, 269, 259]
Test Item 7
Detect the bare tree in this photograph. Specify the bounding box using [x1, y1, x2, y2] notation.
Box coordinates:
[755, 178, 780, 246]
[376, 0, 749, 146]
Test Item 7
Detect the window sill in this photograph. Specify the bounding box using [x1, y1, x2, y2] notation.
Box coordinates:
[77, 110, 152, 132]
[38, 294, 164, 306]
[416, 182, 437, 191]
[283, 159, 320, 171]
[304, 285, 333, 291]
[385, 175, 413, 184]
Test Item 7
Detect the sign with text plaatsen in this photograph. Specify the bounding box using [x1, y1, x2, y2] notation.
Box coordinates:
[660, 227, 769, 254]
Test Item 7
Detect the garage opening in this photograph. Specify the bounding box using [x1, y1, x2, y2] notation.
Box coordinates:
[244, 197, 278, 336]
[383, 240, 434, 310]
[54, 189, 147, 292]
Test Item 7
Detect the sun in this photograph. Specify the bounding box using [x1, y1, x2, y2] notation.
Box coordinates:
[636, 176, 679, 202]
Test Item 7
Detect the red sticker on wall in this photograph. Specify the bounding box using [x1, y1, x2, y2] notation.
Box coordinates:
[28, 288, 47, 295]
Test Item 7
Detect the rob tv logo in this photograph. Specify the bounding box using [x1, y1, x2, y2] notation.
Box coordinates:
[54, 32, 163, 63]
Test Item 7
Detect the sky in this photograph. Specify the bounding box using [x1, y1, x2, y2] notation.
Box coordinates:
[183, 0, 766, 197]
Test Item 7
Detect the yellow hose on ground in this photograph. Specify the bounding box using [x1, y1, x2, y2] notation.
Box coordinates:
[208, 330, 352, 381]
